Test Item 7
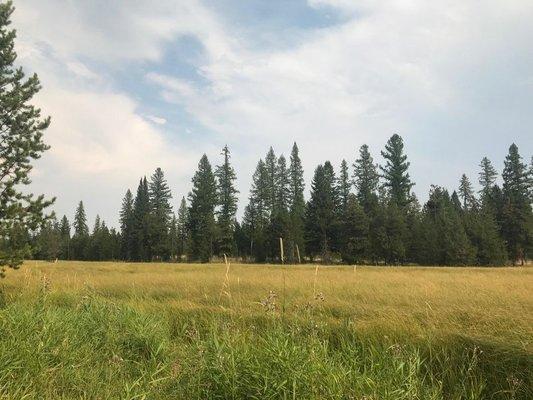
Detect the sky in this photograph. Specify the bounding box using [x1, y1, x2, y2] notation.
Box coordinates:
[11, 0, 533, 228]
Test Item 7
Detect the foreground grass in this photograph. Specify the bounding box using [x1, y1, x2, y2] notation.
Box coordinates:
[0, 261, 531, 399]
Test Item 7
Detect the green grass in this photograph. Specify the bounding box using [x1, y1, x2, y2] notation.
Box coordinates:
[0, 261, 531, 399]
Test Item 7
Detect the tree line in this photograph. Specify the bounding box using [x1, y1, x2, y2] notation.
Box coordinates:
[2, 1, 530, 273]
[31, 137, 532, 266]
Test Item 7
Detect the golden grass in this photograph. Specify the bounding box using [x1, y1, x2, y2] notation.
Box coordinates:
[4, 260, 532, 350]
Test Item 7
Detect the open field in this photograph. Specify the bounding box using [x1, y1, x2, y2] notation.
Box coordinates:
[0, 261, 531, 399]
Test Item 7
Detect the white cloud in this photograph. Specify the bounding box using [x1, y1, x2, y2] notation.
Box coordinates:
[147, 0, 533, 201]
[13, 0, 234, 64]
[145, 115, 167, 125]
[9, 0, 533, 224]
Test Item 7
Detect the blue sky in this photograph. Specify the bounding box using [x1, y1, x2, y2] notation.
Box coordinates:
[12, 0, 533, 228]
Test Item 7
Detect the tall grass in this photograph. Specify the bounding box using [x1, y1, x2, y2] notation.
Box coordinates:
[0, 261, 531, 399]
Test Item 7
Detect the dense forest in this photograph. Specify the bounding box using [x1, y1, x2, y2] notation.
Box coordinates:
[31, 138, 532, 266]
[0, 0, 529, 269]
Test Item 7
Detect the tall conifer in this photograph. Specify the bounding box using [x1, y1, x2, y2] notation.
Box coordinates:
[0, 1, 54, 273]
[176, 197, 189, 260]
[132, 177, 150, 261]
[380, 134, 414, 207]
[501, 144, 531, 264]
[288, 143, 305, 261]
[119, 189, 135, 260]
[149, 167, 173, 260]
[353, 144, 379, 211]
[188, 155, 217, 262]
[215, 145, 239, 256]
[478, 157, 497, 198]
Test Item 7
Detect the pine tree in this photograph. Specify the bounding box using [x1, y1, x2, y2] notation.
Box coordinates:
[35, 217, 61, 261]
[450, 191, 462, 212]
[380, 134, 414, 207]
[268, 155, 290, 261]
[188, 155, 217, 262]
[323, 161, 341, 253]
[528, 156, 533, 203]
[119, 189, 134, 260]
[149, 167, 173, 260]
[338, 159, 351, 212]
[59, 216, 70, 238]
[383, 202, 408, 265]
[458, 174, 475, 210]
[353, 144, 379, 211]
[71, 201, 89, 260]
[288, 143, 305, 262]
[464, 207, 507, 265]
[246, 159, 270, 261]
[132, 178, 151, 261]
[168, 215, 178, 261]
[59, 215, 70, 260]
[0, 2, 54, 273]
[88, 215, 102, 260]
[478, 157, 497, 198]
[264, 147, 277, 216]
[305, 164, 337, 263]
[93, 215, 101, 234]
[339, 194, 369, 264]
[417, 186, 476, 265]
[215, 145, 239, 256]
[176, 197, 189, 260]
[73, 201, 89, 237]
[501, 144, 532, 264]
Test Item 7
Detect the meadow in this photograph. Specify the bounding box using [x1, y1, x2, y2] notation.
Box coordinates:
[0, 261, 531, 399]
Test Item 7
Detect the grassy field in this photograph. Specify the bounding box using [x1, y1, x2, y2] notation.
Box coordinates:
[0, 261, 531, 399]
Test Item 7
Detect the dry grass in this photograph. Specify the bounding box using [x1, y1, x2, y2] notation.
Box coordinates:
[0, 261, 531, 399]
[5, 261, 532, 347]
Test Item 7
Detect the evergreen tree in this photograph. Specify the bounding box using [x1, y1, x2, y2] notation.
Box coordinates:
[478, 157, 497, 198]
[464, 207, 507, 265]
[305, 164, 337, 263]
[353, 144, 379, 211]
[246, 159, 270, 261]
[501, 144, 532, 264]
[241, 203, 257, 261]
[382, 202, 408, 265]
[380, 134, 414, 207]
[267, 155, 290, 261]
[275, 155, 290, 213]
[323, 161, 341, 253]
[339, 194, 369, 264]
[416, 186, 476, 265]
[59, 215, 70, 238]
[149, 167, 173, 260]
[73, 201, 89, 236]
[168, 215, 178, 261]
[59, 215, 70, 259]
[458, 174, 475, 210]
[288, 143, 305, 262]
[71, 201, 89, 260]
[215, 145, 239, 256]
[176, 197, 189, 261]
[119, 189, 134, 261]
[188, 155, 217, 262]
[451, 191, 462, 212]
[0, 1, 54, 273]
[132, 178, 151, 261]
[264, 147, 277, 216]
[528, 156, 533, 203]
[35, 218, 61, 261]
[93, 214, 101, 234]
[338, 159, 351, 212]
[87, 215, 102, 260]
